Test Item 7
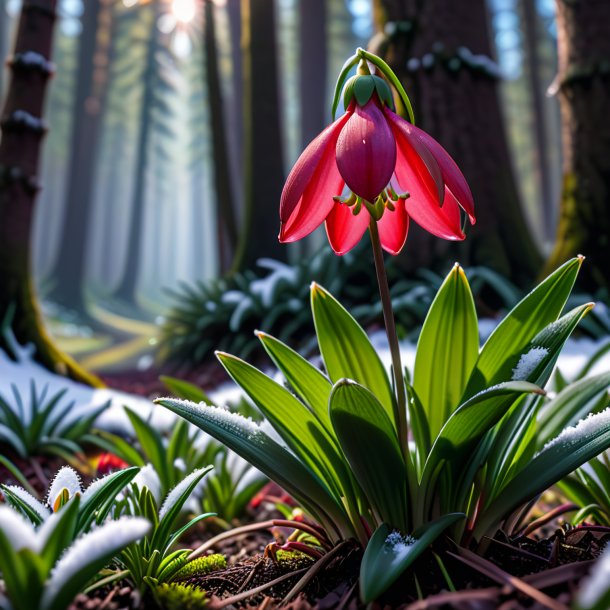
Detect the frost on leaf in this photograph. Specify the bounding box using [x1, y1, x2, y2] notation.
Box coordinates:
[47, 467, 82, 510]
[384, 530, 416, 566]
[542, 407, 610, 453]
[511, 347, 549, 381]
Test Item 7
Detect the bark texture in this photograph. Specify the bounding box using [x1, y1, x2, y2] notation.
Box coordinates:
[373, 0, 541, 284]
[0, 0, 101, 385]
[544, 0, 610, 291]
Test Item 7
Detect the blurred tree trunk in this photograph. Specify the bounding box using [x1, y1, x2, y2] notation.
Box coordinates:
[521, 0, 554, 243]
[114, 2, 160, 304]
[373, 0, 541, 284]
[0, 0, 101, 386]
[204, 0, 238, 272]
[299, 0, 327, 148]
[544, 0, 610, 292]
[232, 0, 285, 270]
[0, 0, 8, 99]
[49, 0, 114, 312]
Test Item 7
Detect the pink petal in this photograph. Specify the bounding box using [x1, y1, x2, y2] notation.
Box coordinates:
[385, 113, 463, 240]
[377, 200, 409, 255]
[325, 203, 370, 255]
[335, 100, 396, 203]
[280, 113, 351, 242]
[404, 121, 475, 224]
[384, 108, 444, 205]
[407, 185, 464, 240]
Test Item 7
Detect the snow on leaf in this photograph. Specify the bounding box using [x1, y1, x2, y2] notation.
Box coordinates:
[0, 505, 38, 551]
[47, 467, 82, 510]
[4, 485, 50, 521]
[159, 468, 209, 520]
[511, 347, 549, 381]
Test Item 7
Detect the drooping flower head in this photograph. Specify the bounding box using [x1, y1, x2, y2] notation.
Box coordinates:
[279, 51, 476, 255]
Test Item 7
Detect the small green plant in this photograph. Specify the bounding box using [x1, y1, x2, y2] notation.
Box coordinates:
[0, 498, 149, 610]
[158, 257, 610, 601]
[85, 404, 266, 523]
[0, 382, 106, 460]
[1, 465, 139, 536]
[116, 467, 214, 591]
[86, 406, 222, 499]
[153, 582, 208, 610]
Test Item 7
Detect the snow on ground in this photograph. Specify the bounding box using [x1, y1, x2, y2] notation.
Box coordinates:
[1, 322, 610, 438]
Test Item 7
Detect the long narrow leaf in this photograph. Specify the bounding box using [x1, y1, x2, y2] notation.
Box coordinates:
[413, 264, 479, 442]
[330, 380, 408, 529]
[475, 407, 610, 538]
[311, 283, 394, 425]
[463, 257, 582, 399]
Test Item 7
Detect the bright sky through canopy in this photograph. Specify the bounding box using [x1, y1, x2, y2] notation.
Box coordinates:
[172, 0, 196, 23]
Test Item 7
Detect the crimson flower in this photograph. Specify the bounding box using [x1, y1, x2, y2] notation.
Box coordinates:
[279, 75, 476, 255]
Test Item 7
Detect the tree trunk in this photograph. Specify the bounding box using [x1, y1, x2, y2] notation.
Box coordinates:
[204, 0, 238, 272]
[373, 0, 541, 284]
[113, 3, 159, 304]
[232, 0, 285, 270]
[521, 0, 554, 243]
[0, 0, 101, 386]
[298, 0, 327, 149]
[49, 0, 114, 312]
[544, 0, 610, 292]
[0, 0, 8, 99]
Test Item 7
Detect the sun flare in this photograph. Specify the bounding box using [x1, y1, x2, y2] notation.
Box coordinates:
[171, 0, 196, 24]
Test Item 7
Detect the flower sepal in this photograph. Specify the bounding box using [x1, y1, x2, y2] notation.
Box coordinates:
[342, 74, 394, 110]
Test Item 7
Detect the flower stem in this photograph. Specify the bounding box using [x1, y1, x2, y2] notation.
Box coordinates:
[369, 218, 409, 463]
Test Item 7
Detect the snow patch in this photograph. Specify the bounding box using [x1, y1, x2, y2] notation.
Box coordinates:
[578, 544, 610, 609]
[511, 347, 549, 381]
[541, 408, 610, 453]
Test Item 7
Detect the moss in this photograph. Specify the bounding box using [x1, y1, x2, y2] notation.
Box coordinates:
[155, 583, 208, 610]
[173, 554, 227, 580]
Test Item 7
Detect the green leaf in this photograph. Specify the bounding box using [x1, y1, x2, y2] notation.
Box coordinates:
[153, 467, 213, 552]
[330, 380, 407, 528]
[418, 382, 543, 520]
[216, 352, 347, 498]
[160, 376, 213, 404]
[42, 517, 151, 610]
[40, 496, 80, 567]
[475, 406, 610, 539]
[155, 398, 347, 541]
[463, 257, 583, 399]
[83, 431, 146, 468]
[311, 283, 394, 426]
[1, 485, 49, 525]
[78, 467, 140, 534]
[413, 264, 479, 442]
[124, 408, 170, 489]
[256, 331, 333, 432]
[537, 372, 610, 447]
[360, 513, 464, 602]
